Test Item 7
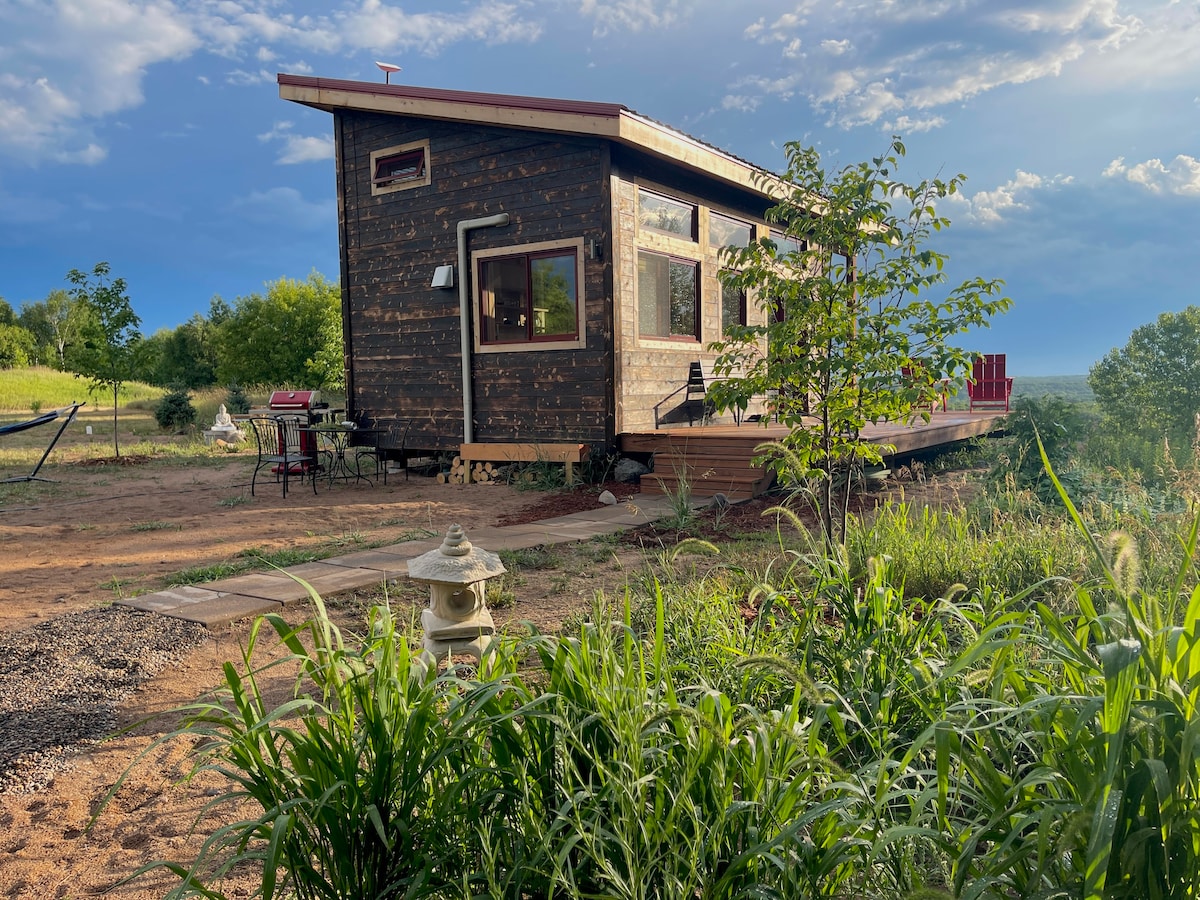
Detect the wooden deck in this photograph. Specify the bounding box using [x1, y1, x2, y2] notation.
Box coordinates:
[620, 410, 1006, 501]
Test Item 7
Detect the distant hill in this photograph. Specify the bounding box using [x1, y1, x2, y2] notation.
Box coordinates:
[1011, 374, 1093, 403]
[945, 374, 1094, 408]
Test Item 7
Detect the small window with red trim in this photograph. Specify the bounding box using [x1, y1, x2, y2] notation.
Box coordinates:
[370, 140, 430, 195]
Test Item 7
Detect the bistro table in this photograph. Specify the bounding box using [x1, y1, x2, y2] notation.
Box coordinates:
[302, 424, 383, 487]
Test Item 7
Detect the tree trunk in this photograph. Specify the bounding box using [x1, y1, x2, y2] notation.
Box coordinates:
[111, 383, 120, 458]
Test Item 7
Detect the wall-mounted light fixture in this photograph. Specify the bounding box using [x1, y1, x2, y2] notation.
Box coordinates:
[587, 237, 603, 261]
[431, 264, 455, 289]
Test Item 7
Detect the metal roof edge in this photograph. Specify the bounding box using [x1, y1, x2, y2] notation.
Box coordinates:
[278, 73, 783, 200]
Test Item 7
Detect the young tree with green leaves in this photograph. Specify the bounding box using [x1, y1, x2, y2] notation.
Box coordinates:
[66, 262, 142, 458]
[711, 138, 1010, 547]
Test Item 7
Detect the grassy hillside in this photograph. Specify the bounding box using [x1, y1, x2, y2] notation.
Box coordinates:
[0, 366, 164, 413]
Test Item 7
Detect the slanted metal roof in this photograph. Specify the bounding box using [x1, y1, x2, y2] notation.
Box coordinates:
[278, 74, 784, 199]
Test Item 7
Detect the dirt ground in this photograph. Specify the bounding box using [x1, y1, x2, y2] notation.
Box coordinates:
[0, 451, 649, 899]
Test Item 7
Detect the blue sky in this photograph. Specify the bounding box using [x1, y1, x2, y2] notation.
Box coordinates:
[1, 1, 1197, 376]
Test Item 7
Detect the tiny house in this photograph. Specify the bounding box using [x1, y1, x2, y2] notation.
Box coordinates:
[279, 75, 791, 455]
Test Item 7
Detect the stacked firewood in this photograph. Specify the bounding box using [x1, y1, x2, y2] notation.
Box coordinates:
[436, 456, 499, 484]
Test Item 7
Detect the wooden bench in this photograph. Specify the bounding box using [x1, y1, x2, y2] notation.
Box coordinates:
[459, 442, 589, 485]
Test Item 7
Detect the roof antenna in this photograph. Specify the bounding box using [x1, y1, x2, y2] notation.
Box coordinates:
[375, 61, 402, 84]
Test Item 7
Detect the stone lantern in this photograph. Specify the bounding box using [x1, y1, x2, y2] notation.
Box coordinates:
[407, 524, 506, 667]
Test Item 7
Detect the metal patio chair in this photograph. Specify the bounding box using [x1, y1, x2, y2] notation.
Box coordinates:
[354, 416, 412, 483]
[247, 415, 318, 497]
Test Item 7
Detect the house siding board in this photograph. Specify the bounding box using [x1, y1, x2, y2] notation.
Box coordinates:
[338, 112, 613, 452]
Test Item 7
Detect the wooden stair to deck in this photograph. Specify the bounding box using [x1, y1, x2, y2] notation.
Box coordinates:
[622, 431, 775, 502]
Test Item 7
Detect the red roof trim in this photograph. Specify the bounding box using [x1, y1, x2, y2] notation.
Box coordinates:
[277, 74, 628, 119]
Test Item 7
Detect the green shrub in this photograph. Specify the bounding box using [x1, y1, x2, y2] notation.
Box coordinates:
[224, 382, 250, 415]
[154, 387, 196, 431]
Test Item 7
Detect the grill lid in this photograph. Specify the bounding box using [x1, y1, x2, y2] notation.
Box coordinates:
[267, 390, 321, 409]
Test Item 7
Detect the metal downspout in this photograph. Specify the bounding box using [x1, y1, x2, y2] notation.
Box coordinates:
[457, 213, 510, 443]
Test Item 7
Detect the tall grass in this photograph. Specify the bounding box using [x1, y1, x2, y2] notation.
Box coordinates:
[0, 365, 163, 412]
[122, 458, 1200, 899]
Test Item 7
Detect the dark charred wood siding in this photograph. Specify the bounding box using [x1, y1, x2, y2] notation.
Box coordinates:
[336, 111, 614, 453]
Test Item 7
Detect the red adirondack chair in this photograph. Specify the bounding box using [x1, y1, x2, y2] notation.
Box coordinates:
[967, 354, 1014, 412]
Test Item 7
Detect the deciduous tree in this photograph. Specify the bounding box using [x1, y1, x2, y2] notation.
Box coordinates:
[1089, 306, 1200, 455]
[0, 323, 36, 368]
[19, 289, 89, 369]
[712, 138, 1010, 546]
[214, 272, 343, 389]
[66, 262, 142, 457]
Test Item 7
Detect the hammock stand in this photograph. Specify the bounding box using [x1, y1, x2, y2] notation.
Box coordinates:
[0, 402, 85, 484]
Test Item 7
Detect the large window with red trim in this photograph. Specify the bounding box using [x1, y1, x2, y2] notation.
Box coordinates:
[479, 247, 581, 345]
[638, 250, 699, 340]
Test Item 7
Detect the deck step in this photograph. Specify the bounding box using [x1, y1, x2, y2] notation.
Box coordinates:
[642, 456, 775, 501]
[641, 472, 772, 502]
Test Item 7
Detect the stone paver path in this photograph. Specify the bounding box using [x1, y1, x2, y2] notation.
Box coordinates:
[118, 496, 677, 627]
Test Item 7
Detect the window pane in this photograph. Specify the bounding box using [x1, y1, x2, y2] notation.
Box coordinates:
[530, 254, 578, 338]
[638, 251, 697, 338]
[374, 150, 425, 186]
[481, 257, 529, 343]
[770, 229, 804, 256]
[709, 213, 752, 250]
[637, 252, 668, 337]
[669, 260, 697, 337]
[721, 278, 745, 333]
[638, 190, 696, 238]
[480, 248, 580, 344]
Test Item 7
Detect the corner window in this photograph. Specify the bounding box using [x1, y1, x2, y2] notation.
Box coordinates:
[638, 189, 696, 239]
[638, 250, 698, 340]
[370, 140, 431, 196]
[709, 212, 752, 251]
[475, 239, 585, 351]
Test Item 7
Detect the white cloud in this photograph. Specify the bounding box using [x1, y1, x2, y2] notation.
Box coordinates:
[580, 0, 683, 36]
[330, 1, 542, 54]
[1103, 155, 1200, 197]
[945, 169, 1073, 226]
[727, 0, 1152, 131]
[0, 0, 198, 163]
[721, 94, 761, 113]
[882, 114, 947, 134]
[229, 186, 335, 230]
[226, 68, 275, 85]
[258, 120, 333, 164]
[0, 0, 542, 165]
